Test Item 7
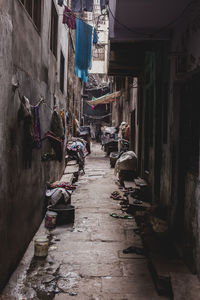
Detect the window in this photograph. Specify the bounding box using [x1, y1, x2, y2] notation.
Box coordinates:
[93, 46, 105, 61]
[50, 1, 58, 58]
[20, 0, 41, 31]
[60, 51, 65, 93]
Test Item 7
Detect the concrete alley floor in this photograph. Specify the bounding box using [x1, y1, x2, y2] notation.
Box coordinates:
[1, 143, 169, 300]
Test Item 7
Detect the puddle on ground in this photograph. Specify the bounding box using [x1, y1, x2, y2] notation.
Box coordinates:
[18, 233, 80, 299]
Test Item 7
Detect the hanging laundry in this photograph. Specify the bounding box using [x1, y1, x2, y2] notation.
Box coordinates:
[32, 105, 42, 149]
[51, 109, 64, 139]
[75, 18, 93, 83]
[18, 96, 34, 168]
[66, 111, 70, 124]
[83, 0, 93, 12]
[71, 0, 82, 12]
[93, 28, 98, 44]
[60, 110, 66, 134]
[43, 131, 63, 162]
[58, 0, 64, 6]
[100, 0, 106, 10]
[63, 6, 76, 29]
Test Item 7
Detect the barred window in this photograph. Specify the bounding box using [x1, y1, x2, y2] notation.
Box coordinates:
[20, 0, 41, 31]
[50, 1, 58, 58]
[93, 46, 105, 61]
[60, 51, 65, 93]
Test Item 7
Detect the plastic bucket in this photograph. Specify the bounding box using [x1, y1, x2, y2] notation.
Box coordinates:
[45, 211, 57, 229]
[34, 237, 49, 258]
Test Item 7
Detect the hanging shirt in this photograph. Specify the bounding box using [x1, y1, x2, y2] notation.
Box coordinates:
[83, 0, 94, 12]
[71, 0, 82, 12]
[75, 18, 93, 83]
[93, 28, 98, 44]
[100, 0, 106, 10]
[63, 6, 76, 30]
[58, 0, 64, 6]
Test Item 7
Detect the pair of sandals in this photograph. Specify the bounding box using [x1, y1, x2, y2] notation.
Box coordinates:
[110, 191, 123, 200]
[123, 246, 145, 255]
[110, 213, 133, 219]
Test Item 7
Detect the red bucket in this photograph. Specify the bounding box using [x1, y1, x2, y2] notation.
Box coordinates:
[45, 211, 57, 229]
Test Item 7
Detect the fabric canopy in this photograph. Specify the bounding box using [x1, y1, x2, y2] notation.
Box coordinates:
[87, 91, 121, 106]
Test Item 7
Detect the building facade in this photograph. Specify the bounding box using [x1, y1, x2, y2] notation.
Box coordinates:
[108, 0, 200, 275]
[0, 0, 71, 289]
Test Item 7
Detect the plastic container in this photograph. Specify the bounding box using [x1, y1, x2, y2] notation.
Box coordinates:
[45, 211, 57, 229]
[49, 204, 75, 225]
[34, 237, 49, 258]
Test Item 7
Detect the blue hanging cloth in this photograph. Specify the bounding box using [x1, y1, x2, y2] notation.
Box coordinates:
[75, 18, 93, 83]
[93, 28, 98, 44]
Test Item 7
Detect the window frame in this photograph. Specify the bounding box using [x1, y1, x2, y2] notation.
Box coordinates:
[60, 50, 65, 93]
[19, 0, 41, 32]
[50, 1, 58, 58]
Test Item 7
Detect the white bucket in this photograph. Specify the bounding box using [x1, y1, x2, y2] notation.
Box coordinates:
[34, 237, 49, 257]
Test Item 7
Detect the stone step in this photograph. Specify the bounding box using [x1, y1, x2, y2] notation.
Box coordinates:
[60, 173, 74, 185]
[148, 254, 189, 296]
[127, 196, 151, 213]
[64, 164, 79, 174]
[124, 180, 137, 189]
[141, 228, 189, 297]
[170, 273, 200, 300]
[67, 160, 77, 166]
[134, 177, 148, 187]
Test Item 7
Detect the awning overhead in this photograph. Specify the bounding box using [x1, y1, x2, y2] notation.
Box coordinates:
[87, 91, 121, 106]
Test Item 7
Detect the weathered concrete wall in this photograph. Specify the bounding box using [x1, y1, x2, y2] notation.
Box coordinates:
[0, 1, 14, 289]
[160, 2, 200, 273]
[0, 0, 69, 289]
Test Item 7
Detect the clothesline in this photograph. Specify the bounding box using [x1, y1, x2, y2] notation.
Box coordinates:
[61, 7, 107, 31]
[58, 0, 106, 14]
[31, 97, 44, 108]
[62, 9, 96, 31]
[83, 112, 111, 120]
[17, 88, 54, 112]
[30, 97, 53, 112]
[59, 11, 107, 23]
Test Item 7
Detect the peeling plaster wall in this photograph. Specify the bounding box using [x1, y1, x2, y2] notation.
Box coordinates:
[0, 0, 69, 289]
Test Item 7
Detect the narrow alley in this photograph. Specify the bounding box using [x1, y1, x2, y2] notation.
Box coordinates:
[1, 0, 200, 299]
[1, 143, 169, 300]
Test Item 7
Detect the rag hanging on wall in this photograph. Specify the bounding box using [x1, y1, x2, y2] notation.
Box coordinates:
[42, 108, 65, 162]
[18, 95, 35, 168]
[32, 105, 42, 149]
[18, 91, 45, 167]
